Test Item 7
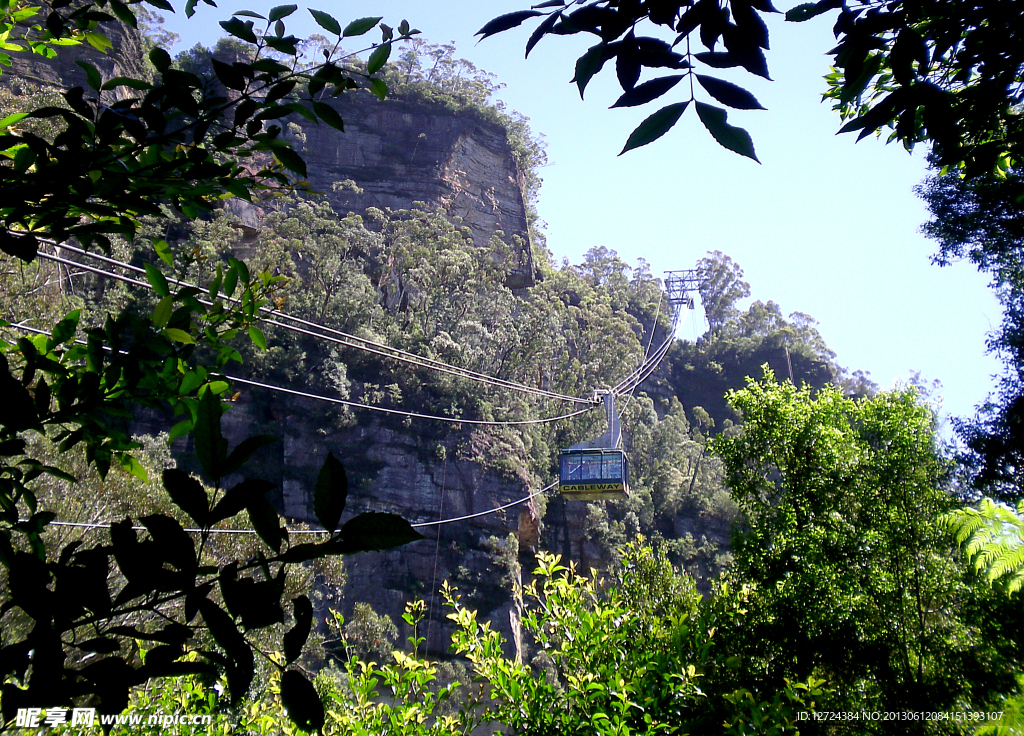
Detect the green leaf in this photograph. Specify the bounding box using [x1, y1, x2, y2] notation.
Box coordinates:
[369, 78, 388, 101]
[476, 10, 542, 40]
[162, 328, 195, 344]
[313, 452, 347, 534]
[75, 61, 102, 91]
[695, 101, 760, 162]
[169, 420, 193, 442]
[312, 101, 345, 131]
[610, 75, 684, 108]
[338, 512, 424, 553]
[309, 8, 341, 35]
[84, 32, 112, 54]
[144, 263, 170, 297]
[153, 238, 173, 266]
[619, 101, 689, 155]
[107, 0, 138, 28]
[151, 296, 173, 328]
[366, 42, 390, 75]
[116, 452, 148, 482]
[243, 325, 266, 350]
[49, 309, 81, 348]
[0, 112, 29, 129]
[280, 670, 325, 732]
[233, 10, 266, 19]
[342, 16, 381, 37]
[162, 469, 210, 527]
[223, 266, 238, 298]
[696, 75, 765, 109]
[273, 147, 307, 177]
[268, 4, 298, 21]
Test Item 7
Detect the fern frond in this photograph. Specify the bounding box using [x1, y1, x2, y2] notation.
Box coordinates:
[946, 497, 1024, 596]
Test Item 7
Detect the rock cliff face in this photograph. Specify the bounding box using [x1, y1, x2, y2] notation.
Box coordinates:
[295, 94, 537, 289]
[0, 23, 150, 96]
[226, 90, 538, 290]
[211, 390, 538, 657]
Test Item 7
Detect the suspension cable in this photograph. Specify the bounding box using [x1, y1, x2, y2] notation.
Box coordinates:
[44, 481, 556, 533]
[36, 241, 594, 405]
[4, 323, 596, 427]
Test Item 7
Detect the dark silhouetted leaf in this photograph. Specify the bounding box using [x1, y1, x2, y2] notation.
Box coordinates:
[198, 599, 254, 704]
[194, 389, 227, 482]
[610, 75, 684, 108]
[696, 75, 765, 109]
[210, 479, 275, 525]
[313, 452, 347, 534]
[342, 16, 381, 37]
[526, 11, 560, 58]
[574, 43, 607, 99]
[338, 512, 424, 553]
[219, 17, 258, 44]
[619, 101, 689, 155]
[785, 0, 841, 22]
[141, 514, 196, 573]
[281, 670, 325, 732]
[222, 435, 277, 478]
[162, 469, 209, 527]
[695, 101, 760, 161]
[212, 59, 247, 91]
[283, 596, 312, 665]
[268, 4, 297, 21]
[308, 9, 340, 34]
[247, 496, 286, 552]
[477, 10, 542, 40]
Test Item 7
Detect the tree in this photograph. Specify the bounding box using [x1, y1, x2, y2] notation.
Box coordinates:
[478, 0, 1024, 174]
[0, 1, 428, 728]
[713, 370, 1019, 728]
[696, 250, 751, 333]
[918, 167, 1024, 501]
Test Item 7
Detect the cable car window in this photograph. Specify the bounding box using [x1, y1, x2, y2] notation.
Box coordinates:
[604, 454, 622, 479]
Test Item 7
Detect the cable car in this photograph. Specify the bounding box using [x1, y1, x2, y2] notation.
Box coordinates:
[559, 448, 629, 501]
[559, 392, 629, 501]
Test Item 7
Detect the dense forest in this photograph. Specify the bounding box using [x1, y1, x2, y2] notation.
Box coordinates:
[1, 2, 1023, 735]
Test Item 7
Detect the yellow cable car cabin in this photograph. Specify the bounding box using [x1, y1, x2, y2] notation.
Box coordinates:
[559, 448, 629, 501]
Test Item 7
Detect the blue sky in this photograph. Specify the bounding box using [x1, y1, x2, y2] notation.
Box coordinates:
[159, 1, 1003, 428]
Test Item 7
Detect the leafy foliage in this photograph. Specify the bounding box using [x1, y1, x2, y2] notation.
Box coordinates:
[0, 0, 419, 260]
[482, 0, 1024, 173]
[478, 0, 773, 160]
[714, 371, 1019, 725]
[0, 2, 429, 729]
[918, 168, 1024, 500]
[944, 498, 1024, 596]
